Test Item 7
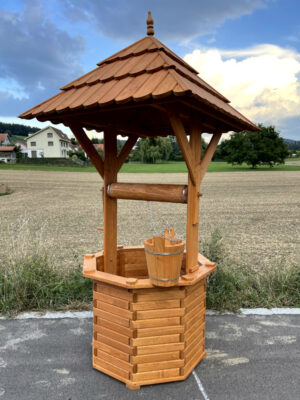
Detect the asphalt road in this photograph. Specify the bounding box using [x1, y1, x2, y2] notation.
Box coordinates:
[0, 314, 299, 400]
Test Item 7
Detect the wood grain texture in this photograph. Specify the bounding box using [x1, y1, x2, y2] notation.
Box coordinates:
[185, 120, 202, 273]
[91, 261, 210, 389]
[199, 132, 222, 184]
[69, 124, 104, 178]
[103, 130, 118, 274]
[131, 351, 181, 364]
[169, 114, 196, 185]
[108, 183, 188, 203]
[116, 135, 137, 172]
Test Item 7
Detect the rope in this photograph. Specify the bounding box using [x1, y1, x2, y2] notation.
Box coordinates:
[146, 201, 181, 243]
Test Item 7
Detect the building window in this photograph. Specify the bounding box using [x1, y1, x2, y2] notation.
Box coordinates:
[30, 141, 36, 146]
[47, 132, 53, 138]
[48, 141, 54, 146]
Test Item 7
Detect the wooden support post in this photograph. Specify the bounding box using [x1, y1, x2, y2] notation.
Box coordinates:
[185, 121, 202, 274]
[103, 130, 118, 274]
[68, 124, 104, 179]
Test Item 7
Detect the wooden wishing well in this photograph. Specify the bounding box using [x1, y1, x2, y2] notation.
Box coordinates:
[19, 11, 258, 390]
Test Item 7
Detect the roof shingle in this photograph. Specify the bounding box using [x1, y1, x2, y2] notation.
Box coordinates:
[19, 34, 258, 132]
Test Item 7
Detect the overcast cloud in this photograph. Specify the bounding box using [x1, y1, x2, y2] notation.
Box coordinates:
[61, 0, 268, 41]
[0, 0, 84, 115]
[184, 44, 300, 128]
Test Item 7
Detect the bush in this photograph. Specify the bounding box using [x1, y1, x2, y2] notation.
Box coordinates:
[202, 230, 300, 312]
[0, 255, 92, 316]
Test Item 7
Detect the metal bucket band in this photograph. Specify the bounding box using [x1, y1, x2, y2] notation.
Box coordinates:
[149, 275, 180, 282]
[145, 248, 184, 256]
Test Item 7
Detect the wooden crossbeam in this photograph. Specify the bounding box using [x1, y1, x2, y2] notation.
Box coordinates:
[169, 114, 196, 185]
[68, 124, 104, 179]
[116, 135, 137, 173]
[199, 132, 222, 184]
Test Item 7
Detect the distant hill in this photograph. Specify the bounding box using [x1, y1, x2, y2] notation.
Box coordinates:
[284, 138, 300, 151]
[0, 121, 40, 137]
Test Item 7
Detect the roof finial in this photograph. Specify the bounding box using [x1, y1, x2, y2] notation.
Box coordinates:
[147, 11, 154, 36]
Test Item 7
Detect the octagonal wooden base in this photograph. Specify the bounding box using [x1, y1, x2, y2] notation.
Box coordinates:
[83, 246, 216, 389]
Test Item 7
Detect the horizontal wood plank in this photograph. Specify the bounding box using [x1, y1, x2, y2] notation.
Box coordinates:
[185, 323, 205, 346]
[131, 351, 180, 364]
[96, 350, 134, 372]
[136, 308, 184, 320]
[132, 316, 181, 329]
[137, 342, 184, 355]
[94, 325, 130, 345]
[137, 325, 184, 338]
[132, 299, 180, 311]
[183, 286, 205, 307]
[184, 336, 205, 361]
[93, 339, 130, 362]
[185, 316, 205, 338]
[94, 291, 129, 310]
[132, 334, 180, 347]
[93, 356, 129, 380]
[95, 317, 134, 337]
[185, 294, 205, 314]
[132, 368, 180, 382]
[137, 359, 184, 373]
[96, 333, 133, 355]
[182, 351, 204, 376]
[94, 308, 130, 328]
[95, 300, 133, 319]
[185, 279, 205, 295]
[136, 289, 184, 302]
[95, 282, 133, 301]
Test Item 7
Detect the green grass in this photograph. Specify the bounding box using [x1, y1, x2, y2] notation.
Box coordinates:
[1, 161, 300, 173]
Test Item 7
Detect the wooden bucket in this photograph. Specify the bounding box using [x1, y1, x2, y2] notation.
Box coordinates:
[144, 235, 185, 287]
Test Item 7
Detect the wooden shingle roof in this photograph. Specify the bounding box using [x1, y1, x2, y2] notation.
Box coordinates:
[19, 19, 258, 135]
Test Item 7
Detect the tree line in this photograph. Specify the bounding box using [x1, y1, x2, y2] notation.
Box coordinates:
[127, 124, 289, 168]
[0, 122, 39, 137]
[67, 123, 291, 168]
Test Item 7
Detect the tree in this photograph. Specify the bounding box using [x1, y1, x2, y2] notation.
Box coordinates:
[139, 137, 172, 164]
[14, 145, 23, 159]
[222, 124, 288, 168]
[169, 136, 207, 161]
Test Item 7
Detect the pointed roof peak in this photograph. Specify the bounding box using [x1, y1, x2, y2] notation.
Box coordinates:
[147, 11, 154, 36]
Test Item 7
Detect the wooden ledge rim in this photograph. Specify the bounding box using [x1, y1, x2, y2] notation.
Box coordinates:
[83, 248, 216, 289]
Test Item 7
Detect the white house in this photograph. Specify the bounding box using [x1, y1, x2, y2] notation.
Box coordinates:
[25, 126, 72, 158]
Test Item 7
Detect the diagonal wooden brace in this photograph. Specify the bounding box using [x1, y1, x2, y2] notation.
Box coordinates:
[116, 135, 137, 173]
[199, 132, 222, 184]
[169, 114, 197, 186]
[68, 124, 104, 179]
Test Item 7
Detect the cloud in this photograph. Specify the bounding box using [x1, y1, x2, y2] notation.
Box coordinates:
[0, 0, 85, 116]
[184, 44, 300, 135]
[61, 0, 268, 41]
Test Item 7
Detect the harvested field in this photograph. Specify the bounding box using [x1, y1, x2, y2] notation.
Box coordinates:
[0, 169, 299, 270]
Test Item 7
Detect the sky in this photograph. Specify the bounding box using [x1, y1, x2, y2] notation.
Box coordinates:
[0, 0, 300, 140]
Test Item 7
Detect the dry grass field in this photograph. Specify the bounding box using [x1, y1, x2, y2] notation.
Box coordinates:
[0, 169, 299, 271]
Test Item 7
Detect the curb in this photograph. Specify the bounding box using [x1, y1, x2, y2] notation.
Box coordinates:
[1, 308, 300, 320]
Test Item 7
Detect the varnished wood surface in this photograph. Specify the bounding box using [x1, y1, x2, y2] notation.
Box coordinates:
[103, 130, 118, 274]
[107, 183, 188, 203]
[92, 278, 207, 389]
